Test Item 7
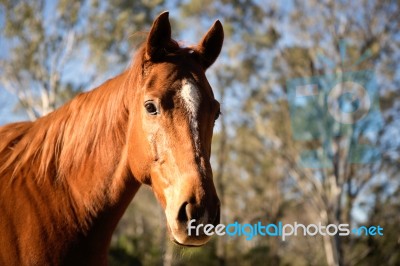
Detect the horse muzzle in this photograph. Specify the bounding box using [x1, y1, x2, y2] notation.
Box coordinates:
[167, 199, 220, 247]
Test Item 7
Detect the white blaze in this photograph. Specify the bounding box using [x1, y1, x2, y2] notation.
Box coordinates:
[180, 79, 201, 154]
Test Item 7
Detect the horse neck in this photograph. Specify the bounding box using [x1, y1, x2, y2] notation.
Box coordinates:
[46, 70, 141, 234]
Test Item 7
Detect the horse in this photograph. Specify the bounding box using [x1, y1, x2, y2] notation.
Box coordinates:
[0, 12, 223, 265]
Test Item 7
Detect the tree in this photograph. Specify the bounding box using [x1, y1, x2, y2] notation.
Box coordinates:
[0, 0, 164, 120]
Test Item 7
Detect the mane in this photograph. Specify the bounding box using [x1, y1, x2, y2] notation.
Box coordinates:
[0, 39, 195, 183]
[0, 60, 139, 182]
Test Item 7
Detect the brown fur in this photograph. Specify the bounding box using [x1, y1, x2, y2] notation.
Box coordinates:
[0, 12, 223, 265]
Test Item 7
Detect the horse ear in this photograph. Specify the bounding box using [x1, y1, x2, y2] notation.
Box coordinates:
[196, 20, 224, 70]
[146, 11, 171, 61]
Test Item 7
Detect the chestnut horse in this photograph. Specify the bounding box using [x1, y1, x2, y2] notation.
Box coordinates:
[0, 12, 223, 265]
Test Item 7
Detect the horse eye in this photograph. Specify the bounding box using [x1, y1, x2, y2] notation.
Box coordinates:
[144, 101, 158, 115]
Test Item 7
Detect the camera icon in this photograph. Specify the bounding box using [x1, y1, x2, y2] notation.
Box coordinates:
[287, 70, 383, 168]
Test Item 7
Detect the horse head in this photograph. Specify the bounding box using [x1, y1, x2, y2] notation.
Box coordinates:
[127, 12, 223, 246]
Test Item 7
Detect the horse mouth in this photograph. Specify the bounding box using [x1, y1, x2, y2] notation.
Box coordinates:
[171, 234, 211, 247]
[167, 223, 211, 247]
[172, 238, 204, 247]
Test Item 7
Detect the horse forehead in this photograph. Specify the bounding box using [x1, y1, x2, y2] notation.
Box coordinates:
[180, 79, 201, 115]
[145, 62, 214, 101]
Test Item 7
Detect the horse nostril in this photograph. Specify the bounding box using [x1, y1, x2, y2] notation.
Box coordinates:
[177, 202, 203, 224]
[177, 200, 219, 227]
[185, 202, 199, 221]
[177, 202, 189, 223]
